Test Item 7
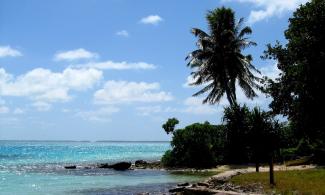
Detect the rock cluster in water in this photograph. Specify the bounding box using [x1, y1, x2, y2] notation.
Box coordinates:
[63, 160, 162, 171]
[98, 161, 132, 170]
[64, 165, 77, 169]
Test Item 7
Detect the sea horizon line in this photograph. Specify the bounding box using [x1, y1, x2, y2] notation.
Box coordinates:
[0, 139, 169, 142]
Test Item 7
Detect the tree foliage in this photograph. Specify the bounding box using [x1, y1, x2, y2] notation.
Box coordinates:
[262, 0, 325, 143]
[162, 122, 226, 168]
[223, 104, 251, 163]
[162, 118, 179, 134]
[162, 106, 282, 169]
[186, 7, 260, 106]
[222, 105, 280, 165]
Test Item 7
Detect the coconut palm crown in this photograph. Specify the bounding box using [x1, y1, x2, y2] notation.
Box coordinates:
[186, 7, 260, 106]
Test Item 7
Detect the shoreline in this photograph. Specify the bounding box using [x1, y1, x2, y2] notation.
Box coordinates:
[167, 164, 317, 194]
[62, 160, 318, 194]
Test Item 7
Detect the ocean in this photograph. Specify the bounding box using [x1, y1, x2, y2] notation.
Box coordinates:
[0, 141, 206, 194]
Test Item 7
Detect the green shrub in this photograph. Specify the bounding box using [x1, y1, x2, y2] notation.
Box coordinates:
[296, 138, 315, 156]
[161, 150, 175, 167]
[162, 122, 225, 168]
[280, 147, 298, 161]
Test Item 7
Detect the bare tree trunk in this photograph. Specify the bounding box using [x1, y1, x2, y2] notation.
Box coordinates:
[255, 150, 260, 172]
[269, 153, 275, 185]
[256, 161, 259, 172]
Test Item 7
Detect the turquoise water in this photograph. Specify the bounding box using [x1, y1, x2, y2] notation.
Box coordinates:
[0, 141, 204, 194]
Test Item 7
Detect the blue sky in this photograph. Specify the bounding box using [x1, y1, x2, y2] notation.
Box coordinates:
[0, 0, 308, 141]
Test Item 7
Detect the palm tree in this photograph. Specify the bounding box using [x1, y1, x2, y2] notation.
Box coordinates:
[186, 7, 260, 106]
[248, 107, 269, 172]
[248, 107, 279, 185]
[223, 104, 251, 164]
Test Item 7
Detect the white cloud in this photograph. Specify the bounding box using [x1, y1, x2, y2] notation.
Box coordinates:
[72, 60, 156, 70]
[183, 97, 220, 115]
[140, 15, 163, 25]
[183, 75, 196, 88]
[13, 108, 24, 114]
[76, 107, 119, 122]
[94, 81, 173, 104]
[62, 108, 71, 113]
[136, 106, 162, 115]
[116, 30, 129, 37]
[0, 68, 103, 103]
[0, 96, 9, 114]
[0, 98, 5, 105]
[0, 105, 9, 114]
[54, 48, 99, 61]
[0, 46, 22, 58]
[182, 75, 211, 88]
[136, 106, 178, 116]
[32, 101, 51, 112]
[0, 117, 19, 125]
[224, 0, 309, 24]
[260, 63, 281, 80]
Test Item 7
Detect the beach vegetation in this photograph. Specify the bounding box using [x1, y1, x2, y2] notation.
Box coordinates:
[162, 122, 226, 168]
[231, 169, 325, 194]
[162, 118, 179, 134]
[163, 0, 325, 190]
[262, 0, 325, 164]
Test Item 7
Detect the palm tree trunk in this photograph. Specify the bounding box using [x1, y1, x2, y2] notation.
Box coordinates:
[225, 87, 237, 107]
[226, 91, 234, 106]
[255, 150, 260, 172]
[269, 153, 275, 185]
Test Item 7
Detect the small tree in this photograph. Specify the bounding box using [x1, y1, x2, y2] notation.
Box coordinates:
[263, 117, 281, 185]
[223, 104, 251, 164]
[248, 107, 270, 172]
[162, 118, 179, 134]
[223, 105, 280, 185]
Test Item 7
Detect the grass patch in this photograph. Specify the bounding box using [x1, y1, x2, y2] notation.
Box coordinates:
[231, 168, 325, 194]
[285, 156, 313, 166]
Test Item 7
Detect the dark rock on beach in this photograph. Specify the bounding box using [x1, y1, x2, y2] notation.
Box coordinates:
[170, 168, 269, 195]
[177, 182, 190, 187]
[197, 182, 210, 188]
[133, 160, 162, 169]
[98, 163, 110, 168]
[64, 165, 77, 169]
[135, 160, 148, 166]
[110, 161, 132, 170]
[169, 187, 186, 193]
[98, 162, 131, 170]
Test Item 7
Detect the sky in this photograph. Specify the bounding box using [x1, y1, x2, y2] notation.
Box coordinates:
[0, 0, 308, 141]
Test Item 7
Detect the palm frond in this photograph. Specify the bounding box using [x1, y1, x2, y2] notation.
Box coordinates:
[238, 26, 252, 38]
[191, 28, 209, 39]
[238, 78, 258, 99]
[193, 82, 215, 97]
[234, 18, 244, 35]
[186, 8, 261, 106]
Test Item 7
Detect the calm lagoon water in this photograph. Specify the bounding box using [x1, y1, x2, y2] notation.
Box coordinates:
[0, 141, 206, 194]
